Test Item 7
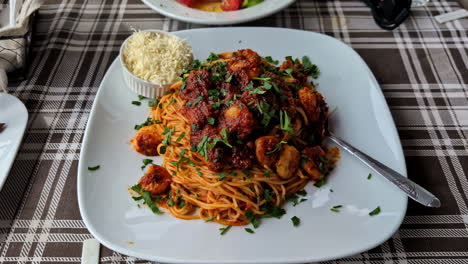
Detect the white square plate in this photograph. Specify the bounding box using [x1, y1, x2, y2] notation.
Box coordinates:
[78, 27, 407, 263]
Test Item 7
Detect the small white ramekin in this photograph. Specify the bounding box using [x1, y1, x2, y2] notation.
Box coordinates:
[119, 30, 185, 98]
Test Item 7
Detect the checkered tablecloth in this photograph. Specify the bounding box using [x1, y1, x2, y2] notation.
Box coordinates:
[1, 0, 468, 263]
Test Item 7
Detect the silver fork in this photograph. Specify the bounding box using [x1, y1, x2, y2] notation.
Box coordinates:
[328, 133, 441, 208]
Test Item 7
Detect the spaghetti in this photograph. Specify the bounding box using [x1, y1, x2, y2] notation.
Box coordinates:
[130, 49, 339, 227]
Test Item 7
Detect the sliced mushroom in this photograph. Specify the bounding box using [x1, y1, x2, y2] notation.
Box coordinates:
[276, 145, 300, 179]
[301, 146, 327, 181]
[255, 136, 281, 168]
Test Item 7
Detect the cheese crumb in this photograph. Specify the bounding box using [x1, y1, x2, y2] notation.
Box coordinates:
[122, 31, 193, 84]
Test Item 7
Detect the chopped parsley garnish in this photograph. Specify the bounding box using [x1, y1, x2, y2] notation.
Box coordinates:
[245, 228, 255, 234]
[191, 124, 198, 131]
[195, 136, 210, 159]
[279, 110, 294, 134]
[369, 206, 381, 216]
[314, 179, 326, 188]
[205, 216, 216, 222]
[284, 68, 294, 78]
[134, 117, 161, 130]
[263, 189, 272, 202]
[225, 75, 233, 83]
[138, 95, 146, 101]
[245, 210, 260, 228]
[88, 165, 100, 171]
[286, 193, 307, 206]
[330, 189, 334, 192]
[166, 197, 175, 207]
[291, 216, 300, 227]
[219, 225, 232, 235]
[262, 170, 271, 178]
[167, 97, 177, 106]
[170, 149, 189, 171]
[131, 101, 141, 106]
[142, 191, 162, 214]
[218, 173, 227, 181]
[266, 141, 287, 155]
[148, 98, 159, 107]
[261, 205, 286, 219]
[182, 60, 202, 75]
[242, 81, 254, 91]
[257, 102, 276, 127]
[285, 56, 293, 61]
[161, 126, 175, 145]
[264, 56, 279, 64]
[296, 190, 307, 196]
[185, 101, 192, 107]
[302, 56, 320, 79]
[176, 132, 186, 143]
[367, 173, 372, 180]
[212, 101, 222, 109]
[208, 128, 232, 149]
[207, 117, 215, 126]
[141, 159, 153, 170]
[330, 205, 343, 213]
[192, 96, 203, 106]
[253, 75, 271, 81]
[207, 52, 220, 62]
[131, 183, 142, 193]
[241, 169, 251, 179]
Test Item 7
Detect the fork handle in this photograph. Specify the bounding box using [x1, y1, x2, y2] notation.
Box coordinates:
[328, 134, 441, 208]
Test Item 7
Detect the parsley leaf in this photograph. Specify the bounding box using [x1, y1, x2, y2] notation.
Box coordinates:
[176, 132, 186, 143]
[131, 101, 141, 106]
[266, 141, 287, 155]
[263, 56, 278, 64]
[280, 110, 294, 134]
[302, 56, 320, 79]
[245, 210, 260, 228]
[369, 206, 381, 216]
[330, 205, 343, 213]
[291, 216, 300, 227]
[142, 191, 163, 214]
[205, 216, 216, 222]
[131, 183, 142, 193]
[245, 228, 255, 234]
[219, 225, 232, 235]
[207, 52, 219, 62]
[367, 173, 372, 180]
[207, 117, 215, 126]
[88, 165, 100, 171]
[192, 96, 203, 106]
[141, 159, 153, 170]
[314, 179, 326, 188]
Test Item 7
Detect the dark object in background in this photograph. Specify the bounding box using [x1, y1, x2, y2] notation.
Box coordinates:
[364, 0, 412, 30]
[0, 123, 5, 133]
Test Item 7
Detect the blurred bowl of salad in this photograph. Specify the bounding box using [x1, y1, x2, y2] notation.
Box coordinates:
[140, 0, 296, 25]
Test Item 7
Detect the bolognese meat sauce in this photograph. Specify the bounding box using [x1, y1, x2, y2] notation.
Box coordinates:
[177, 49, 328, 176]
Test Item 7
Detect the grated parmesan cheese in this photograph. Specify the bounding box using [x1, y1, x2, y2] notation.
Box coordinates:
[122, 31, 193, 84]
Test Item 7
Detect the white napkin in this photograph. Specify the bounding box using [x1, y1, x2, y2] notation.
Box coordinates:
[0, 0, 44, 92]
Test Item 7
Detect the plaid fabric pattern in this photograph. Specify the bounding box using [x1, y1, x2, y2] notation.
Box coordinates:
[1, 0, 468, 263]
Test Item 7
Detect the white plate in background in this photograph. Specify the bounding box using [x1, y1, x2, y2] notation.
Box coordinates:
[0, 93, 28, 190]
[141, 0, 295, 25]
[78, 27, 407, 263]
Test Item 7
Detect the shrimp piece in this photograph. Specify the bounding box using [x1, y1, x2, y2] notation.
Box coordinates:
[255, 136, 281, 168]
[131, 124, 162, 156]
[138, 165, 172, 195]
